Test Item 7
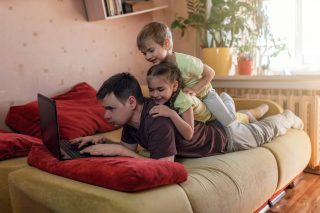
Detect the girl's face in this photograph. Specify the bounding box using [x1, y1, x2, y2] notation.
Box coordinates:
[140, 39, 170, 65]
[147, 75, 178, 105]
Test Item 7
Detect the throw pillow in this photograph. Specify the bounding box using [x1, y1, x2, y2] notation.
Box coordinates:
[0, 132, 41, 160]
[5, 82, 114, 140]
[28, 145, 188, 192]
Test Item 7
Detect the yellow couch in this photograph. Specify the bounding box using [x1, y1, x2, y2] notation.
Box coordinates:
[3, 86, 311, 213]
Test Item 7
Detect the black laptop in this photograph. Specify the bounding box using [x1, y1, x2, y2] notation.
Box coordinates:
[37, 93, 90, 160]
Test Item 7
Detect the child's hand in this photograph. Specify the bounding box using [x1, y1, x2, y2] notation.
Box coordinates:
[182, 88, 196, 96]
[150, 105, 175, 118]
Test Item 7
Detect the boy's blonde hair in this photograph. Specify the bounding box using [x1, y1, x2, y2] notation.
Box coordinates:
[137, 22, 173, 51]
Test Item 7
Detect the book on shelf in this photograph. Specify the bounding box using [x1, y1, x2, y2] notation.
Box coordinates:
[105, 0, 123, 17]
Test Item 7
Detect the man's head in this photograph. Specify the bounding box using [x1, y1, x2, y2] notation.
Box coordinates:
[97, 73, 144, 126]
[136, 22, 173, 65]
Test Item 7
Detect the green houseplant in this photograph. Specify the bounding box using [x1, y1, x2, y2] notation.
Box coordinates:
[171, 0, 255, 75]
[236, 0, 289, 75]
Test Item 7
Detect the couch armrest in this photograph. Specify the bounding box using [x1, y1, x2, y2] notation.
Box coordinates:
[234, 98, 283, 119]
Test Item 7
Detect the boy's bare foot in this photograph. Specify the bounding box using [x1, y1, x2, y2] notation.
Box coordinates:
[240, 104, 269, 122]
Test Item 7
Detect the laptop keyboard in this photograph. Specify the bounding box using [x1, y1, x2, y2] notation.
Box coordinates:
[60, 140, 83, 159]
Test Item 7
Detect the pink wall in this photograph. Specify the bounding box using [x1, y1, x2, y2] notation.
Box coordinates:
[0, 0, 194, 130]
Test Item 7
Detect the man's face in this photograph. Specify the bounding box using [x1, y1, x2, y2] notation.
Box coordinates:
[101, 93, 133, 127]
[140, 39, 169, 65]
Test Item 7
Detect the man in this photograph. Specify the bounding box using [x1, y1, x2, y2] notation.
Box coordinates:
[72, 72, 228, 161]
[72, 73, 303, 162]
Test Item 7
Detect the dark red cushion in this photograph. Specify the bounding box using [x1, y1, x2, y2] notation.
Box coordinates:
[28, 145, 188, 192]
[5, 82, 114, 140]
[0, 132, 41, 160]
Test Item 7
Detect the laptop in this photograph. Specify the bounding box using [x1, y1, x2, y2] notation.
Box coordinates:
[37, 93, 90, 160]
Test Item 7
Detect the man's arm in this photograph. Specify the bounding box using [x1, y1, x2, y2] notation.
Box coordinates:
[80, 142, 175, 161]
[80, 142, 141, 158]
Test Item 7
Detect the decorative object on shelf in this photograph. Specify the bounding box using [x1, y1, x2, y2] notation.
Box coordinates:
[171, 0, 255, 76]
[122, 0, 154, 13]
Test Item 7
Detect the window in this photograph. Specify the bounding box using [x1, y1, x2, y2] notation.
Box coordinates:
[265, 0, 320, 74]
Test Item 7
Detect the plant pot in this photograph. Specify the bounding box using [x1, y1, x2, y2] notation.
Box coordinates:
[202, 48, 232, 76]
[237, 58, 253, 75]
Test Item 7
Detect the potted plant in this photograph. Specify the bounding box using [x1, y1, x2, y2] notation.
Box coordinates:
[171, 0, 255, 75]
[236, 32, 258, 75]
[236, 0, 289, 75]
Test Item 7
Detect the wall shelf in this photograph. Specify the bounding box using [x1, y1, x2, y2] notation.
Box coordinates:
[84, 0, 168, 21]
[105, 5, 168, 20]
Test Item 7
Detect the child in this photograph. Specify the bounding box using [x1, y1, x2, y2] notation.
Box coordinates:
[137, 22, 268, 127]
[147, 62, 269, 140]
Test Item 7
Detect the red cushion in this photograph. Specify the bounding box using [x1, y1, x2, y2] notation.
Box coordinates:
[5, 82, 114, 140]
[28, 145, 188, 192]
[0, 132, 41, 160]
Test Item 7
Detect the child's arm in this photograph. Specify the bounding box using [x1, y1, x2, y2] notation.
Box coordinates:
[149, 105, 194, 140]
[183, 64, 215, 95]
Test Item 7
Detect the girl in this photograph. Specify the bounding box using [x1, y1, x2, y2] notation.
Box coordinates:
[147, 62, 269, 140]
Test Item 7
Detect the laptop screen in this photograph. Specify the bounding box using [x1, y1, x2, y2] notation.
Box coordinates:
[37, 94, 62, 160]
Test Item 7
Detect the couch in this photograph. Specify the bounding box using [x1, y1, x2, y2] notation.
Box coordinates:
[6, 95, 311, 213]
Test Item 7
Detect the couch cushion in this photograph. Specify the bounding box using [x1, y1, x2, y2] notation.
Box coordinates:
[9, 166, 192, 213]
[28, 144, 187, 192]
[262, 129, 311, 190]
[177, 148, 278, 213]
[0, 132, 41, 161]
[0, 157, 28, 213]
[5, 82, 114, 140]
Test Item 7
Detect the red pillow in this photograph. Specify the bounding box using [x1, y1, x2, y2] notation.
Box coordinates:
[5, 82, 114, 140]
[28, 145, 188, 192]
[0, 132, 41, 160]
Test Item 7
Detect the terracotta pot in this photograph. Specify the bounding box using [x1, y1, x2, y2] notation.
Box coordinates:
[202, 48, 232, 76]
[237, 58, 253, 75]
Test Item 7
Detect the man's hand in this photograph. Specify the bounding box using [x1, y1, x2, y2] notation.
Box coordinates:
[182, 88, 196, 96]
[70, 135, 105, 149]
[149, 105, 175, 118]
[80, 144, 122, 156]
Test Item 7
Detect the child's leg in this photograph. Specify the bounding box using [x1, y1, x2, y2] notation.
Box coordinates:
[262, 109, 304, 134]
[228, 109, 304, 152]
[238, 104, 269, 122]
[203, 89, 236, 127]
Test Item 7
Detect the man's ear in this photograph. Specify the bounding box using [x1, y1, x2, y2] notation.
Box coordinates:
[127, 96, 137, 109]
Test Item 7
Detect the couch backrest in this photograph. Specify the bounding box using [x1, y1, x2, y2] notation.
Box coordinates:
[141, 85, 149, 97]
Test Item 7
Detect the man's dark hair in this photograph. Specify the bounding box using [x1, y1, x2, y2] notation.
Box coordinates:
[96, 72, 144, 104]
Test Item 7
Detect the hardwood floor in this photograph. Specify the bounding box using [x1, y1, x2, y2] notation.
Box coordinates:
[267, 173, 320, 213]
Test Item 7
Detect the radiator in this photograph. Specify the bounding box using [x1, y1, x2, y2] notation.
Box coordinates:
[216, 87, 320, 168]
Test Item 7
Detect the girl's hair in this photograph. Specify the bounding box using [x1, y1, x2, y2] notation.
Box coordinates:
[147, 62, 184, 110]
[137, 22, 173, 52]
